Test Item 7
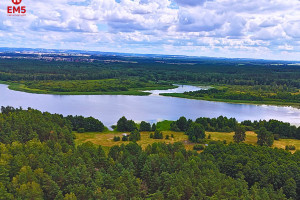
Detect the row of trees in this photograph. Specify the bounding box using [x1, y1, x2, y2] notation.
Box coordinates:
[66, 115, 105, 132]
[242, 119, 300, 139]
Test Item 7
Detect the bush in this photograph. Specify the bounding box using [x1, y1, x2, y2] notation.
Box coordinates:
[193, 144, 205, 151]
[113, 136, 120, 141]
[117, 116, 137, 132]
[197, 139, 207, 144]
[122, 135, 129, 141]
[285, 145, 296, 150]
[165, 135, 170, 140]
[153, 130, 163, 139]
[207, 134, 211, 139]
[150, 133, 154, 138]
[129, 130, 141, 142]
[171, 134, 174, 138]
[170, 122, 180, 132]
[77, 128, 85, 133]
[140, 121, 151, 131]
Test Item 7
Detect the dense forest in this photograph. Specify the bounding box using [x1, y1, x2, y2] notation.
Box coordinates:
[0, 107, 299, 199]
[1, 58, 300, 104]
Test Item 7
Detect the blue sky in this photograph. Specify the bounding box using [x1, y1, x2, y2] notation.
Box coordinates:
[1, 0, 300, 60]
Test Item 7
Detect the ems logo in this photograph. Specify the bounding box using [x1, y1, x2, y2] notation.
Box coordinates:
[12, 0, 22, 5]
[7, 0, 26, 16]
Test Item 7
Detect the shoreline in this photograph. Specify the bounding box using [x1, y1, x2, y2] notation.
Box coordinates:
[0, 81, 176, 96]
[1, 80, 299, 109]
[160, 93, 300, 109]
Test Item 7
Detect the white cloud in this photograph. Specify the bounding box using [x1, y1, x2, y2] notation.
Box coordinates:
[0, 0, 300, 60]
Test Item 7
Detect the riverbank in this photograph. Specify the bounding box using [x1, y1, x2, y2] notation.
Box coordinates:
[160, 92, 300, 108]
[0, 81, 177, 96]
[1, 80, 300, 108]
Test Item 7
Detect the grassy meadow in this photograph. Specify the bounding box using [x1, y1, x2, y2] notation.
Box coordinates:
[75, 130, 300, 153]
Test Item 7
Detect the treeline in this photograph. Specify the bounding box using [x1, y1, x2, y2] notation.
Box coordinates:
[184, 87, 300, 103]
[0, 106, 74, 147]
[66, 115, 105, 132]
[241, 119, 300, 139]
[171, 116, 237, 133]
[24, 79, 169, 93]
[2, 58, 300, 90]
[170, 116, 300, 140]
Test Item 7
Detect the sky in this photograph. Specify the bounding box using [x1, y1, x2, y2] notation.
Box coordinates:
[1, 0, 300, 60]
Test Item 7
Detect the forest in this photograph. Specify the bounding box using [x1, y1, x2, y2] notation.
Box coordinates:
[1, 58, 300, 105]
[0, 107, 299, 199]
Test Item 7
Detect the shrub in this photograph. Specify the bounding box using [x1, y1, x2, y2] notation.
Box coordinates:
[77, 128, 85, 133]
[113, 136, 120, 141]
[197, 139, 207, 144]
[153, 130, 163, 139]
[122, 135, 129, 141]
[285, 145, 296, 150]
[165, 135, 170, 140]
[193, 144, 205, 151]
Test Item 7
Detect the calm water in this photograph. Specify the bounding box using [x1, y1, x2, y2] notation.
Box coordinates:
[144, 84, 209, 96]
[0, 84, 300, 127]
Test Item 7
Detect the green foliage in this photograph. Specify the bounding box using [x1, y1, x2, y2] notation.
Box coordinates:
[0, 106, 74, 146]
[151, 124, 156, 131]
[170, 122, 180, 132]
[156, 120, 172, 131]
[186, 123, 205, 142]
[153, 130, 163, 139]
[242, 119, 300, 139]
[117, 116, 137, 132]
[129, 130, 141, 142]
[193, 144, 204, 150]
[139, 121, 151, 131]
[66, 115, 104, 132]
[203, 143, 300, 199]
[24, 79, 167, 93]
[113, 136, 120, 142]
[285, 145, 296, 150]
[0, 108, 299, 199]
[196, 116, 237, 132]
[77, 128, 85, 133]
[122, 135, 129, 141]
[233, 126, 246, 143]
[257, 127, 274, 146]
[176, 116, 188, 131]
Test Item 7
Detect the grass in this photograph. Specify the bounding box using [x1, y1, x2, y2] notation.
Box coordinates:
[75, 131, 194, 151]
[209, 131, 300, 153]
[0, 81, 176, 96]
[75, 130, 300, 153]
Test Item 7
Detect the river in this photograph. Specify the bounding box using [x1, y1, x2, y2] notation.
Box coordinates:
[0, 84, 300, 127]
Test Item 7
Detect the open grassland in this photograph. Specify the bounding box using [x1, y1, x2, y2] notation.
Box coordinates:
[75, 130, 300, 152]
[75, 131, 194, 151]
